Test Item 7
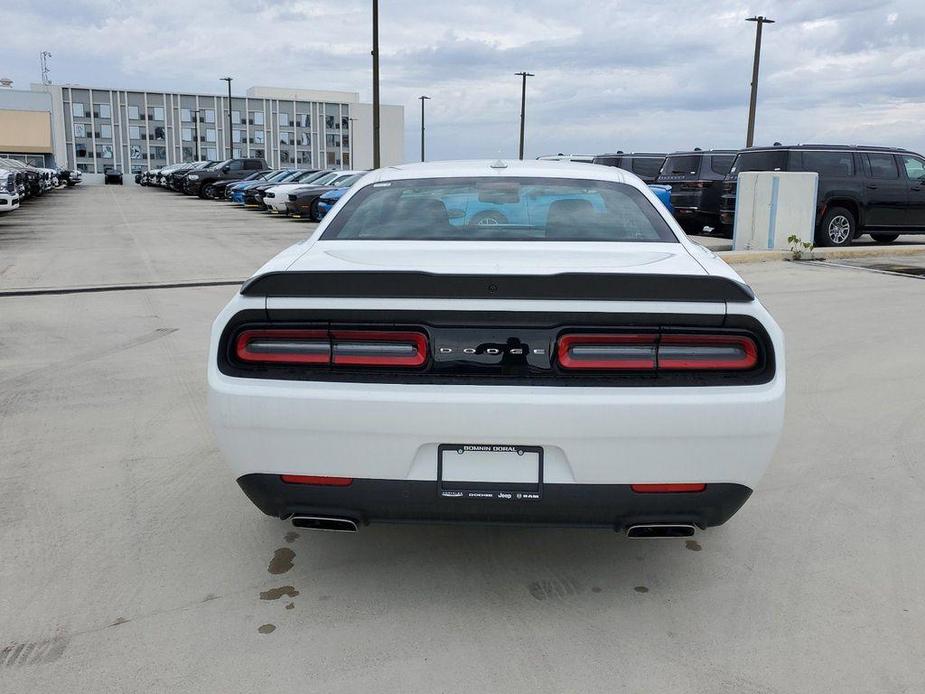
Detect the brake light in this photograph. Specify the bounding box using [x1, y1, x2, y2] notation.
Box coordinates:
[235, 329, 329, 364]
[557, 334, 657, 370]
[631, 483, 706, 493]
[658, 334, 757, 370]
[331, 330, 428, 367]
[281, 475, 353, 486]
[557, 333, 758, 372]
[234, 328, 428, 368]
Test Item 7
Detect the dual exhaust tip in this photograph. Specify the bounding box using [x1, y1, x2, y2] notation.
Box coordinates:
[290, 516, 695, 538]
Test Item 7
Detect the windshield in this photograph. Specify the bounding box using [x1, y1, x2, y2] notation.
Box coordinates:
[321, 177, 677, 242]
[210, 160, 232, 170]
[267, 170, 296, 182]
[312, 172, 341, 185]
[329, 173, 363, 187]
[241, 171, 265, 181]
[729, 150, 788, 175]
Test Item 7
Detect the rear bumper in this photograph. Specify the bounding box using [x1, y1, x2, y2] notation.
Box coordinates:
[237, 474, 752, 529]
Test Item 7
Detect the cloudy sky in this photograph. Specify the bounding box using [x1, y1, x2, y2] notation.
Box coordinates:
[3, 0, 924, 162]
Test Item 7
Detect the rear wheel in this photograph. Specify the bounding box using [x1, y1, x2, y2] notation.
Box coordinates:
[469, 210, 509, 226]
[870, 233, 899, 243]
[197, 182, 213, 199]
[202, 184, 216, 199]
[817, 207, 855, 247]
[309, 199, 321, 221]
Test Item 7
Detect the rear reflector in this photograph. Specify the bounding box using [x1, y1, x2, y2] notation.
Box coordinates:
[557, 332, 758, 372]
[281, 475, 354, 486]
[234, 328, 428, 368]
[631, 483, 706, 493]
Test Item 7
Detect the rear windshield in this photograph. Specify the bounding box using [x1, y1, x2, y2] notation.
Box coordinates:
[320, 177, 677, 243]
[592, 156, 622, 167]
[661, 155, 700, 176]
[710, 156, 735, 175]
[729, 150, 788, 175]
[630, 157, 664, 178]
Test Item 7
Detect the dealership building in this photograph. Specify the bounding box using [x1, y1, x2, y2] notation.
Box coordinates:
[0, 82, 404, 178]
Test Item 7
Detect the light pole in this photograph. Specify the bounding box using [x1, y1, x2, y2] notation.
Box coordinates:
[191, 109, 201, 161]
[221, 77, 233, 158]
[745, 16, 774, 148]
[418, 96, 430, 162]
[348, 117, 358, 168]
[515, 71, 534, 160]
[371, 0, 380, 168]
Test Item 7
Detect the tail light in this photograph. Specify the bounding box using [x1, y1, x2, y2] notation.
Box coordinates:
[557, 333, 758, 372]
[281, 475, 353, 486]
[631, 483, 706, 493]
[234, 328, 428, 368]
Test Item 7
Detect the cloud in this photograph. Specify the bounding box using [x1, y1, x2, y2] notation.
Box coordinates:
[2, 0, 924, 161]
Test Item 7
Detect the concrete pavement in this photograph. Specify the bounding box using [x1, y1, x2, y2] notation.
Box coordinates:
[1, 186, 924, 693]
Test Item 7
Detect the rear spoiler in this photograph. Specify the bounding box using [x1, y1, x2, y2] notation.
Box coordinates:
[240, 271, 754, 303]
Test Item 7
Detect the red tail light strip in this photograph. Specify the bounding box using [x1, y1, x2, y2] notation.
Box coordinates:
[235, 329, 428, 368]
[558, 333, 758, 372]
[631, 483, 706, 493]
[281, 475, 354, 486]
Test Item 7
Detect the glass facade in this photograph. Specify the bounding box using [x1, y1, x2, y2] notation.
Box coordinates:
[61, 86, 354, 173]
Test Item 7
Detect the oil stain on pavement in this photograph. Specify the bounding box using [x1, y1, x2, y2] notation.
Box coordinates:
[267, 547, 295, 574]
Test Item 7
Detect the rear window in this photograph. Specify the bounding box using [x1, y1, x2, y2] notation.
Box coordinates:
[592, 156, 623, 167]
[321, 177, 677, 243]
[710, 156, 735, 175]
[661, 156, 700, 176]
[797, 151, 854, 176]
[630, 157, 664, 178]
[729, 150, 789, 175]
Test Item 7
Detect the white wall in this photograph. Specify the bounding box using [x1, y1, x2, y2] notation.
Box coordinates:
[351, 102, 405, 169]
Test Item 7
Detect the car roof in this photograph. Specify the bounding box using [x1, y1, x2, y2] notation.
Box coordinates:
[372, 159, 642, 187]
[738, 144, 917, 154]
[594, 152, 666, 158]
[665, 149, 738, 156]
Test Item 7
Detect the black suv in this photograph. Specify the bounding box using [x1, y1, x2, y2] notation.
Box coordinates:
[655, 149, 737, 233]
[591, 152, 666, 183]
[720, 145, 925, 246]
[183, 158, 268, 198]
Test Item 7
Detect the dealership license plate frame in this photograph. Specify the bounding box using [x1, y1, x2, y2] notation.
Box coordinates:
[437, 444, 543, 501]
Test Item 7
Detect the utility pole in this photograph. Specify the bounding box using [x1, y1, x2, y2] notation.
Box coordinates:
[191, 109, 201, 161]
[745, 16, 775, 148]
[372, 0, 381, 168]
[418, 96, 430, 162]
[221, 77, 233, 159]
[40, 51, 52, 85]
[515, 71, 534, 160]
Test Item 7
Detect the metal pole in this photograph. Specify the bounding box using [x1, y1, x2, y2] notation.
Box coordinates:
[419, 95, 430, 162]
[372, 0, 380, 168]
[515, 72, 534, 160]
[221, 77, 233, 158]
[192, 109, 201, 161]
[745, 16, 774, 148]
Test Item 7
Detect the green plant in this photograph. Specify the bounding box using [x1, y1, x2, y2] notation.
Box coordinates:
[788, 234, 814, 260]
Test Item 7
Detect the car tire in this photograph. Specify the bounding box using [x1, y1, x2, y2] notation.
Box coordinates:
[197, 183, 212, 199]
[469, 210, 509, 226]
[817, 207, 856, 247]
[203, 184, 216, 199]
[870, 233, 899, 243]
[309, 199, 321, 222]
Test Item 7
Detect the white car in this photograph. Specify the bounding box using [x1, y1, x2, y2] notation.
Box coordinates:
[208, 160, 785, 536]
[263, 170, 365, 214]
[0, 169, 21, 213]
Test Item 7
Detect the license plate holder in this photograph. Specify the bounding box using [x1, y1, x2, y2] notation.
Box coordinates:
[437, 444, 543, 501]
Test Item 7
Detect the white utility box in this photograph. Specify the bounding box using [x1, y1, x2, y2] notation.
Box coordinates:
[732, 171, 818, 250]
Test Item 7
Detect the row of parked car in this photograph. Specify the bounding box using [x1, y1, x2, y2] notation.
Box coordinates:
[542, 143, 925, 246]
[137, 158, 367, 221]
[0, 159, 82, 216]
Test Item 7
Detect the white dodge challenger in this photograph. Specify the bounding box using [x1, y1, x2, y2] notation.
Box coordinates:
[208, 160, 785, 536]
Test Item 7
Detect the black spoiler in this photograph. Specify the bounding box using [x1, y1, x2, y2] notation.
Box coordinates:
[240, 271, 754, 303]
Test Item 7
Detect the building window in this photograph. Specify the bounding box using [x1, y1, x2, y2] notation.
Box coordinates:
[231, 110, 241, 124]
[205, 109, 215, 123]
[94, 103, 111, 119]
[182, 146, 195, 161]
[72, 102, 86, 118]
[97, 145, 114, 159]
[154, 126, 165, 141]
[151, 146, 167, 160]
[127, 105, 140, 120]
[232, 130, 243, 143]
[298, 151, 313, 166]
[205, 129, 216, 143]
[131, 164, 144, 173]
[343, 153, 350, 167]
[297, 113, 310, 128]
[129, 126, 140, 139]
[251, 111, 264, 126]
[325, 115, 336, 130]
[253, 149, 264, 159]
[206, 148, 218, 160]
[233, 148, 242, 158]
[254, 130, 265, 145]
[326, 134, 340, 148]
[75, 143, 89, 157]
[130, 145, 143, 159]
[73, 123, 87, 138]
[150, 107, 165, 121]
[180, 108, 192, 122]
[181, 128, 192, 142]
[278, 112, 290, 126]
[279, 131, 292, 145]
[98, 124, 113, 139]
[77, 163, 91, 172]
[280, 150, 292, 163]
[341, 115, 349, 131]
[342, 134, 349, 148]
[327, 151, 337, 166]
[299, 132, 311, 147]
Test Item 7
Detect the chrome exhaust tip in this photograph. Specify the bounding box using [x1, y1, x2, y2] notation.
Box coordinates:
[290, 515, 359, 532]
[626, 523, 696, 539]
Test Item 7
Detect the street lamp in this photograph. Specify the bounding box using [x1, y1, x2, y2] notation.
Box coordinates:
[515, 71, 534, 160]
[220, 77, 233, 158]
[191, 109, 202, 161]
[745, 16, 775, 148]
[418, 96, 430, 162]
[371, 0, 380, 168]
